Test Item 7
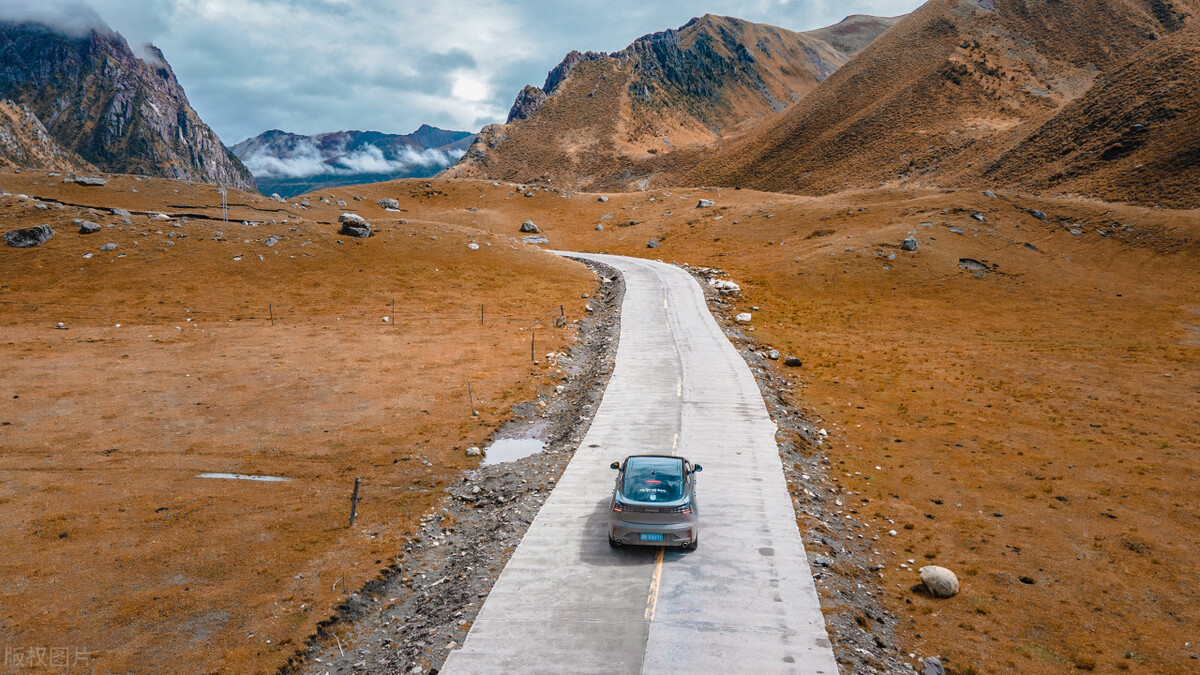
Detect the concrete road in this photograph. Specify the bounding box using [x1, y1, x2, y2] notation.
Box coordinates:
[441, 254, 836, 674]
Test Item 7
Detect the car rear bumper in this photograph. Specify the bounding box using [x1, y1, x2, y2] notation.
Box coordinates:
[610, 518, 697, 547]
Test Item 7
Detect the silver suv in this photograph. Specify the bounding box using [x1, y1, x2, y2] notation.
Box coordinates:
[608, 455, 702, 549]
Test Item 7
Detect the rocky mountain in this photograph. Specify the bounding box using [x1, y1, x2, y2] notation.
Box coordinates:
[0, 99, 93, 171]
[232, 125, 475, 198]
[683, 0, 1200, 208]
[0, 18, 253, 189]
[444, 13, 901, 189]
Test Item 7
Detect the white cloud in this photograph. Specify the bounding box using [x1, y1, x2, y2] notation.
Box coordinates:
[241, 140, 466, 179]
[0, 0, 111, 37]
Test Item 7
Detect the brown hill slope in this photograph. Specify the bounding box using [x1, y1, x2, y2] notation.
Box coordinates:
[683, 0, 1199, 205]
[982, 24, 1200, 208]
[0, 99, 93, 172]
[445, 14, 900, 188]
[0, 20, 253, 189]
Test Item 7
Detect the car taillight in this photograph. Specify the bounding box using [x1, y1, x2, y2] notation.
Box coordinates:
[669, 504, 691, 514]
[612, 503, 623, 512]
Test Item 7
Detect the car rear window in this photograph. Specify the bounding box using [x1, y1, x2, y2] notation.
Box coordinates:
[621, 457, 685, 502]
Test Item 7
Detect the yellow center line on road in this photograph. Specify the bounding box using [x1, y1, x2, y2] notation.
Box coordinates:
[645, 547, 664, 621]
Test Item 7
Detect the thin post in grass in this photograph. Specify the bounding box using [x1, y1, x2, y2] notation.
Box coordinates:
[468, 382, 479, 416]
[480, 303, 484, 326]
[348, 477, 361, 527]
[391, 299, 395, 325]
[531, 330, 536, 362]
[269, 303, 274, 326]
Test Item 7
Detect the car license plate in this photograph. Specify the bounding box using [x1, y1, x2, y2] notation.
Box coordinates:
[640, 533, 664, 542]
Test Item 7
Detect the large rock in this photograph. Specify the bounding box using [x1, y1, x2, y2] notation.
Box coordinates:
[338, 213, 371, 238]
[901, 237, 919, 252]
[4, 224, 54, 248]
[378, 198, 400, 210]
[735, 313, 752, 324]
[520, 220, 540, 233]
[697, 199, 715, 208]
[919, 565, 959, 598]
[922, 657, 945, 675]
[78, 220, 101, 234]
[111, 208, 131, 216]
[74, 175, 107, 186]
[522, 235, 550, 245]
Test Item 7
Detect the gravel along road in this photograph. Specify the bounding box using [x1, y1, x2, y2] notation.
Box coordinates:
[442, 253, 836, 674]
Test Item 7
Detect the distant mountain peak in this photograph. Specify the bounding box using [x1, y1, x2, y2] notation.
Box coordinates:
[0, 17, 252, 188]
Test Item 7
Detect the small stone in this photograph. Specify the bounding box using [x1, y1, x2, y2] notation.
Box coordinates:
[647, 239, 659, 249]
[784, 357, 802, 367]
[468, 242, 480, 250]
[378, 198, 400, 210]
[466, 447, 482, 457]
[919, 565, 959, 598]
[595, 224, 604, 231]
[814, 556, 833, 567]
[520, 220, 540, 233]
[971, 212, 987, 222]
[888, 529, 898, 536]
[901, 237, 919, 252]
[78, 221, 101, 234]
[697, 199, 715, 208]
[522, 235, 549, 245]
[264, 235, 279, 246]
[1029, 209, 1047, 221]
[111, 208, 131, 216]
[735, 313, 752, 324]
[597, 196, 609, 202]
[983, 190, 996, 199]
[100, 243, 117, 251]
[767, 350, 780, 360]
[74, 175, 107, 186]
[922, 657, 945, 675]
[1019, 576, 1036, 585]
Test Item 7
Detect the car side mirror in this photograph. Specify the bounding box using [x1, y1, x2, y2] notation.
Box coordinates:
[610, 462, 620, 470]
[693, 464, 703, 473]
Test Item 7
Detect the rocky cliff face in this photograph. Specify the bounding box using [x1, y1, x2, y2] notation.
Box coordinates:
[231, 125, 474, 198]
[0, 20, 253, 189]
[0, 99, 93, 171]
[445, 13, 901, 189]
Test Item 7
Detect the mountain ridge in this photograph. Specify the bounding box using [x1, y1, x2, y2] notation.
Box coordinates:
[0, 19, 253, 189]
[443, 13, 902, 189]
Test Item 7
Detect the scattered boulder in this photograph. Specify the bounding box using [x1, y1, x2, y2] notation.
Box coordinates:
[74, 175, 107, 187]
[264, 235, 279, 246]
[100, 243, 117, 251]
[4, 224, 54, 248]
[594, 224, 604, 231]
[708, 279, 740, 294]
[1029, 209, 1047, 221]
[697, 199, 715, 208]
[1023, 242, 1038, 251]
[647, 239, 659, 249]
[971, 212, 987, 222]
[34, 203, 48, 211]
[597, 196, 609, 202]
[901, 237, 919, 252]
[919, 565, 959, 598]
[524, 192, 535, 198]
[271, 193, 287, 203]
[78, 221, 101, 234]
[520, 220, 540, 233]
[767, 350, 780, 360]
[149, 213, 171, 221]
[111, 208, 131, 217]
[378, 198, 400, 210]
[522, 235, 549, 245]
[958, 258, 989, 274]
[465, 447, 482, 457]
[336, 199, 346, 206]
[338, 213, 371, 238]
[922, 657, 945, 675]
[735, 313, 752, 324]
[983, 190, 996, 199]
[467, 242, 480, 250]
[784, 356, 803, 368]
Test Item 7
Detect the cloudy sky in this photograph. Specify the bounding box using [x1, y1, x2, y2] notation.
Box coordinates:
[65, 0, 926, 144]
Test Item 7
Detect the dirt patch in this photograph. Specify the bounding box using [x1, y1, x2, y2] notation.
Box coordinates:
[288, 260, 624, 674]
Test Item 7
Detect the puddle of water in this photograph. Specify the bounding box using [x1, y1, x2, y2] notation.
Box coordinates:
[482, 438, 546, 466]
[197, 472, 290, 482]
